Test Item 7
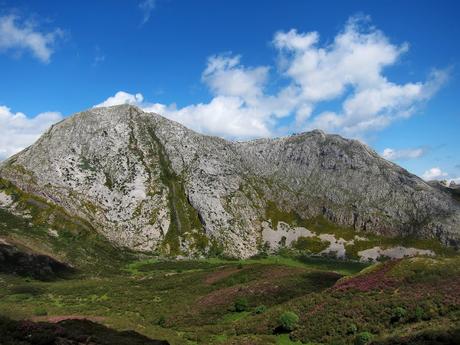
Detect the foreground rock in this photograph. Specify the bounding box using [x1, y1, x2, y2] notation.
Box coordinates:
[0, 316, 169, 345]
[0, 105, 459, 258]
[0, 241, 74, 280]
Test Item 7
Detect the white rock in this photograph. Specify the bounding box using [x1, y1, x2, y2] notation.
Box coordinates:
[358, 246, 435, 262]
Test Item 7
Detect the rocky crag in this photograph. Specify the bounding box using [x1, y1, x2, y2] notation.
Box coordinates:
[0, 105, 459, 259]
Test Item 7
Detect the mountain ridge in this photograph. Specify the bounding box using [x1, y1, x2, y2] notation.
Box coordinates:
[0, 104, 459, 259]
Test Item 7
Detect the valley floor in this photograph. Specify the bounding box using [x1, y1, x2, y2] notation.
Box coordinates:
[1, 255, 459, 345]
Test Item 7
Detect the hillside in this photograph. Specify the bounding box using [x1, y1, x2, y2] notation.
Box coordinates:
[1, 255, 459, 344]
[0, 104, 459, 261]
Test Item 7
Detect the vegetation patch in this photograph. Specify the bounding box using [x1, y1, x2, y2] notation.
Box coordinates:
[0, 255, 458, 344]
[147, 128, 205, 256]
[292, 236, 329, 253]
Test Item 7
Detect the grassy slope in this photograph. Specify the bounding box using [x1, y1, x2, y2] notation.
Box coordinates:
[0, 257, 352, 344]
[1, 255, 459, 345]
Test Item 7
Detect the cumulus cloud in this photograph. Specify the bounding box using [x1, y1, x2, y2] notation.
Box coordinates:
[143, 96, 273, 138]
[95, 15, 447, 140]
[139, 0, 156, 24]
[0, 14, 64, 63]
[0, 106, 63, 160]
[382, 147, 426, 160]
[277, 16, 447, 137]
[94, 91, 144, 108]
[202, 54, 269, 103]
[422, 167, 448, 181]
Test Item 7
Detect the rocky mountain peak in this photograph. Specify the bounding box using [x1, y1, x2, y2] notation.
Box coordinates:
[1, 105, 459, 258]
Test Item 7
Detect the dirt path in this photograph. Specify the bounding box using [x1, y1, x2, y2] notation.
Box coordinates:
[204, 267, 241, 285]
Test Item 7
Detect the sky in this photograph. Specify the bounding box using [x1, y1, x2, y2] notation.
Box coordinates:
[0, 0, 459, 183]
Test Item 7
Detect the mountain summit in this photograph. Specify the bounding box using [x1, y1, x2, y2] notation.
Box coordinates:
[1, 104, 459, 258]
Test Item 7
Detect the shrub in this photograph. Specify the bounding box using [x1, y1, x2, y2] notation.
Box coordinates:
[278, 311, 299, 332]
[415, 306, 424, 321]
[234, 298, 249, 312]
[391, 307, 407, 323]
[254, 305, 267, 314]
[157, 315, 166, 327]
[347, 323, 358, 335]
[33, 307, 48, 316]
[355, 332, 373, 345]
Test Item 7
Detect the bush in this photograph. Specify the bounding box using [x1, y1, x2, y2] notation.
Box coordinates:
[254, 305, 267, 314]
[355, 332, 373, 345]
[391, 307, 407, 323]
[157, 315, 166, 327]
[278, 311, 299, 332]
[415, 306, 424, 321]
[347, 323, 358, 335]
[33, 307, 48, 316]
[234, 298, 249, 312]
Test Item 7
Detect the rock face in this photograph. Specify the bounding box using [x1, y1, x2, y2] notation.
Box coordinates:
[0, 317, 170, 345]
[0, 105, 459, 258]
[0, 241, 73, 280]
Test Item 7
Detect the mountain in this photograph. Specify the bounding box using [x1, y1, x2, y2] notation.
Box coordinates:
[0, 104, 459, 259]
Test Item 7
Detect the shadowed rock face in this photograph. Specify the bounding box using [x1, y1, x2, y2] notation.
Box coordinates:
[0, 243, 74, 280]
[0, 316, 170, 345]
[0, 104, 459, 258]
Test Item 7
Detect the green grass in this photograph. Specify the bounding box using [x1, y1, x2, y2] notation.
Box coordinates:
[235, 256, 460, 345]
[125, 255, 369, 276]
[0, 255, 360, 344]
[292, 236, 330, 253]
[275, 334, 307, 345]
[221, 311, 250, 323]
[1, 255, 459, 344]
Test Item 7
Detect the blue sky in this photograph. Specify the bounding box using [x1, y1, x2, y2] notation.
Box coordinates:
[0, 0, 459, 182]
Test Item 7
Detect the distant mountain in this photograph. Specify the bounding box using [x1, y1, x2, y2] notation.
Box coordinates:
[0, 104, 459, 259]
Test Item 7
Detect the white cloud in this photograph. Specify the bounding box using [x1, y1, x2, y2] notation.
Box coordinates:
[143, 96, 272, 138]
[139, 0, 156, 24]
[0, 14, 64, 63]
[94, 91, 144, 108]
[274, 29, 319, 51]
[0, 106, 63, 160]
[422, 167, 448, 181]
[382, 147, 426, 160]
[94, 15, 447, 140]
[274, 16, 408, 103]
[275, 15, 447, 137]
[202, 54, 269, 103]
